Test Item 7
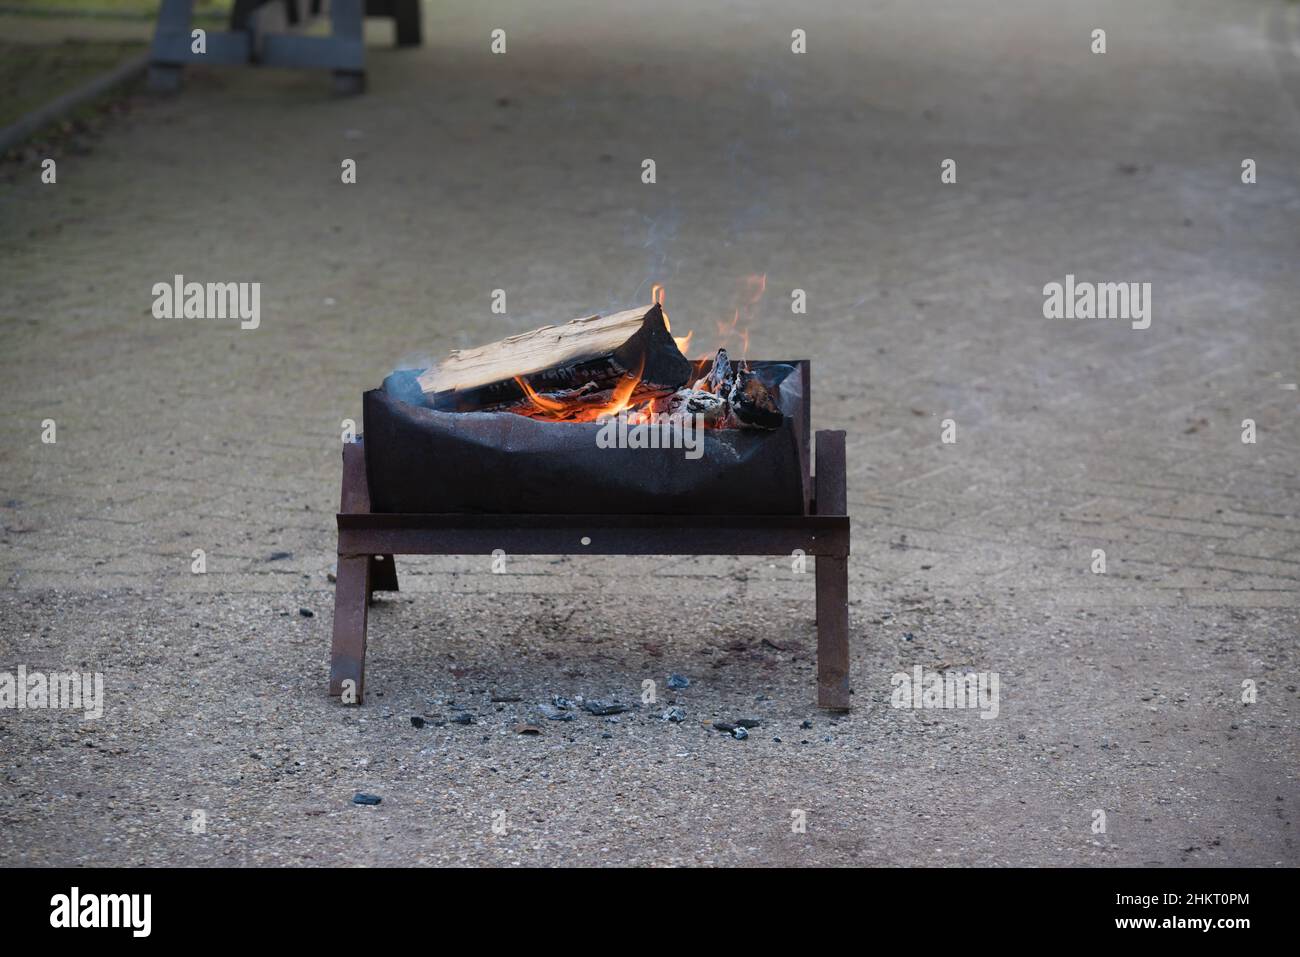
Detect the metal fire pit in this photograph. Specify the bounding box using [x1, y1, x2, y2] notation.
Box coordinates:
[365, 360, 808, 515]
[329, 360, 852, 709]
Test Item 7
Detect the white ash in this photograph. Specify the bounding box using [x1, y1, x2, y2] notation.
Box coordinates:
[654, 388, 729, 425]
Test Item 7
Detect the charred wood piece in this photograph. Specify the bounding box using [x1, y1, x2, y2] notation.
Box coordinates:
[690, 348, 782, 429]
[727, 367, 783, 430]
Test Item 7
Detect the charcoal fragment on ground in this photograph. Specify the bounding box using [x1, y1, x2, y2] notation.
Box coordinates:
[583, 700, 631, 716]
[537, 703, 575, 721]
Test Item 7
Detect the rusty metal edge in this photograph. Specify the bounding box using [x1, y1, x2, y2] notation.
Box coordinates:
[337, 515, 849, 558]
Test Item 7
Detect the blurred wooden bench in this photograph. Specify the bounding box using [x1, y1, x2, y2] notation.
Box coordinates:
[149, 0, 421, 95]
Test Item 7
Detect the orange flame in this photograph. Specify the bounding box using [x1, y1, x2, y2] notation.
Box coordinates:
[709, 273, 766, 359]
[514, 375, 567, 414]
[515, 354, 647, 422]
[595, 365, 644, 418]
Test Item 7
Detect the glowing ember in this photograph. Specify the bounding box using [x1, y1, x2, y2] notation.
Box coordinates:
[513, 375, 568, 414]
[595, 361, 645, 418]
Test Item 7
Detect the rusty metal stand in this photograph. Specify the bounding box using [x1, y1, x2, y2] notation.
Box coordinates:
[329, 431, 851, 709]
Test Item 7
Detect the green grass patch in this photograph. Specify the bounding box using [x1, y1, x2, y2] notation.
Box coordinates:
[0, 0, 230, 19]
[0, 38, 144, 128]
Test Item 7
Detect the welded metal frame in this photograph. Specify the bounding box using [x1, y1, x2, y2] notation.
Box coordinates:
[328, 367, 851, 709]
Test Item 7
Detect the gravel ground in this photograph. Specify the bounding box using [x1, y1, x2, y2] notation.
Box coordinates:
[1, 0, 1298, 866]
[0, 589, 1296, 865]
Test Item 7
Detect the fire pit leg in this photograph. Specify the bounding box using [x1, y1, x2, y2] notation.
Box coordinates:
[815, 430, 850, 711]
[330, 442, 372, 702]
[329, 555, 369, 702]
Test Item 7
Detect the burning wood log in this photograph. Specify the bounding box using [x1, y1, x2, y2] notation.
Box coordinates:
[419, 303, 691, 413]
[500, 381, 628, 422]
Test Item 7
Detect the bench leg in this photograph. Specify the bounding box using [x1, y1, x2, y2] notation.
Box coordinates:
[368, 554, 399, 596]
[331, 0, 366, 94]
[330, 555, 370, 702]
[394, 0, 421, 46]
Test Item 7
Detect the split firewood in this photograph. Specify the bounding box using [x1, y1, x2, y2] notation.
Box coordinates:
[419, 303, 690, 412]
